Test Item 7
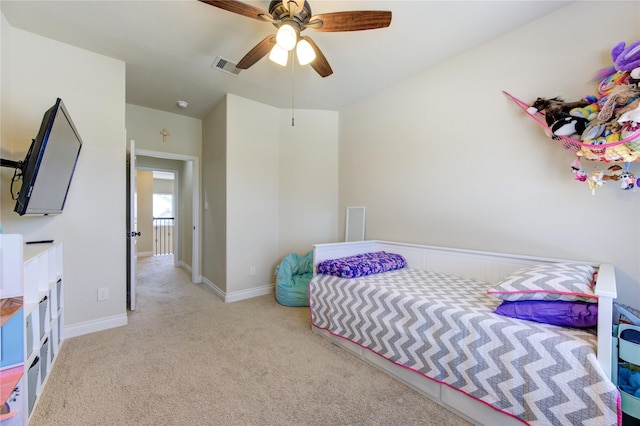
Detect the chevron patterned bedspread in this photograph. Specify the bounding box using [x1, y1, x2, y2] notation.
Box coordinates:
[309, 268, 620, 425]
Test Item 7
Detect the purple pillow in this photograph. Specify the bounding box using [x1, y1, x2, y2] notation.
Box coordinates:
[316, 251, 407, 278]
[494, 300, 598, 328]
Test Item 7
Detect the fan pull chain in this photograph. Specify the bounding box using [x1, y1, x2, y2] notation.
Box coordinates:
[291, 50, 295, 127]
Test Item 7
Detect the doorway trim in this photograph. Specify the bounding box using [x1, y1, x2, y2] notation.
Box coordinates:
[136, 149, 202, 283]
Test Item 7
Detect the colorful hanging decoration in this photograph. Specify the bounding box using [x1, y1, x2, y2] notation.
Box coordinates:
[505, 38, 640, 194]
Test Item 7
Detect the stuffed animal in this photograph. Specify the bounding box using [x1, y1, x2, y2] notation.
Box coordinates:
[620, 121, 640, 143]
[571, 158, 588, 181]
[529, 97, 590, 126]
[598, 84, 640, 121]
[570, 103, 600, 120]
[620, 171, 636, 190]
[595, 40, 640, 84]
[551, 114, 590, 137]
[581, 122, 606, 141]
[605, 132, 621, 143]
[611, 39, 640, 72]
[577, 146, 602, 161]
[602, 144, 640, 162]
[603, 165, 623, 181]
[588, 171, 605, 194]
[574, 169, 588, 182]
[618, 102, 640, 124]
[631, 67, 640, 85]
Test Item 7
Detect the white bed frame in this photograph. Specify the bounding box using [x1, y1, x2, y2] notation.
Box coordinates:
[311, 240, 617, 426]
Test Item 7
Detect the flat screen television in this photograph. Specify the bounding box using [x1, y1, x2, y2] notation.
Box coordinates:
[3, 98, 83, 216]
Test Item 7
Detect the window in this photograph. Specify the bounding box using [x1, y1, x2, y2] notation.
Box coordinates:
[153, 194, 173, 218]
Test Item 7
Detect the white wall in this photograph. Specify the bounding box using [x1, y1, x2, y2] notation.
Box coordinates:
[0, 25, 127, 334]
[278, 108, 339, 255]
[0, 14, 10, 170]
[180, 160, 194, 266]
[202, 96, 227, 292]
[339, 1, 640, 309]
[126, 104, 201, 158]
[201, 95, 339, 300]
[226, 94, 280, 295]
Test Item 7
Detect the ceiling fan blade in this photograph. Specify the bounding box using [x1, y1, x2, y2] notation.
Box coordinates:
[236, 35, 276, 69]
[198, 0, 272, 21]
[301, 36, 333, 78]
[309, 11, 391, 32]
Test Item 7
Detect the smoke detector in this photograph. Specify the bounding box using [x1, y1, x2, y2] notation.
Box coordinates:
[177, 100, 189, 109]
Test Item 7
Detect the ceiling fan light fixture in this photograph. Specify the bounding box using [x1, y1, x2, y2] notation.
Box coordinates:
[296, 39, 316, 65]
[269, 44, 288, 66]
[276, 23, 297, 51]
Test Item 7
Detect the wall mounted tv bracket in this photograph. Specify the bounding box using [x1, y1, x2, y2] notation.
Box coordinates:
[1, 139, 34, 199]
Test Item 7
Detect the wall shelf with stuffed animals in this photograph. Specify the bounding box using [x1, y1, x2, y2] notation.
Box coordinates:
[505, 39, 640, 194]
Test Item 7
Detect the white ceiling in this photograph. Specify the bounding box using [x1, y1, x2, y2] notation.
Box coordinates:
[1, 0, 573, 119]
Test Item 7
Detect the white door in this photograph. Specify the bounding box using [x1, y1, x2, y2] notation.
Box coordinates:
[126, 139, 138, 310]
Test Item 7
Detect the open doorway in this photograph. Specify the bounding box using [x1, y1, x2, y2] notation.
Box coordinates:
[136, 170, 177, 258]
[152, 171, 176, 256]
[127, 148, 201, 311]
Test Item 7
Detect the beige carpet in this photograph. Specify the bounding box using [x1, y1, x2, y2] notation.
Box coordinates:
[30, 255, 471, 425]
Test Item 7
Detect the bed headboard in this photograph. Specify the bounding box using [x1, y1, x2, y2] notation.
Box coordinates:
[314, 240, 598, 283]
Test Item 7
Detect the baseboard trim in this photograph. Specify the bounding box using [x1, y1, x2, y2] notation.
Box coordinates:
[65, 313, 128, 338]
[225, 284, 274, 303]
[201, 277, 273, 303]
[201, 277, 225, 301]
[180, 261, 192, 273]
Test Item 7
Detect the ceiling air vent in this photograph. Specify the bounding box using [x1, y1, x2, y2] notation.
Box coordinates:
[212, 56, 241, 76]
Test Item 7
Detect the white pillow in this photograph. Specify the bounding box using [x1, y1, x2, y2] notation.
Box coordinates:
[487, 263, 597, 303]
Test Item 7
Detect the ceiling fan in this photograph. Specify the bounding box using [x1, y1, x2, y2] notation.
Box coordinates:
[199, 0, 392, 77]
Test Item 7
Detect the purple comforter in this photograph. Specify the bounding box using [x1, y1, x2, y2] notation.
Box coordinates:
[316, 251, 406, 278]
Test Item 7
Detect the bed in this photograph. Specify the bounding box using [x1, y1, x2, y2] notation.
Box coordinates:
[309, 240, 620, 426]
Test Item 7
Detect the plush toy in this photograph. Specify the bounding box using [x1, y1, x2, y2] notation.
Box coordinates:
[574, 169, 588, 182]
[618, 102, 640, 124]
[614, 97, 640, 121]
[577, 146, 602, 161]
[603, 147, 623, 162]
[596, 40, 640, 84]
[621, 121, 640, 143]
[598, 84, 640, 121]
[571, 157, 588, 181]
[570, 157, 582, 172]
[588, 171, 605, 195]
[597, 71, 630, 96]
[605, 131, 622, 143]
[631, 67, 640, 83]
[602, 165, 622, 181]
[608, 144, 640, 162]
[620, 171, 635, 190]
[570, 103, 600, 120]
[581, 122, 606, 141]
[551, 114, 590, 137]
[611, 39, 640, 72]
[529, 97, 590, 126]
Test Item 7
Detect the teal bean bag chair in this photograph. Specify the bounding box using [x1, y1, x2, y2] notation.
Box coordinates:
[275, 250, 313, 307]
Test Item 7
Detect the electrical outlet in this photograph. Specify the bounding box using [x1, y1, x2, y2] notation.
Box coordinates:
[97, 287, 109, 301]
[249, 266, 256, 276]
